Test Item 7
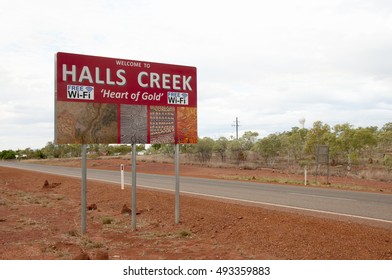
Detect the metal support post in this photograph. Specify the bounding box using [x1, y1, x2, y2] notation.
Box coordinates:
[131, 144, 137, 231]
[81, 144, 87, 235]
[175, 143, 180, 224]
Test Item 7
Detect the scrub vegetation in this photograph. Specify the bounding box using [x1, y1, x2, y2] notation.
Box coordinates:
[3, 121, 392, 182]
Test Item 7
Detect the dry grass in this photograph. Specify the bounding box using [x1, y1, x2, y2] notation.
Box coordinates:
[358, 169, 392, 182]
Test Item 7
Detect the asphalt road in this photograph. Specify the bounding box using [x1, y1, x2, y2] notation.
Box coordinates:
[1, 161, 392, 225]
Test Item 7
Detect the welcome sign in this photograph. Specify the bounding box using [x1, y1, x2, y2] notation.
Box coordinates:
[55, 52, 197, 144]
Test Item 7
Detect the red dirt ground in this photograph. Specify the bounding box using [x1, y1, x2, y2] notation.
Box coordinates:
[0, 158, 391, 260]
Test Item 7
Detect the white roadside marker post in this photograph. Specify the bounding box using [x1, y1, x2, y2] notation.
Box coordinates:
[120, 164, 125, 190]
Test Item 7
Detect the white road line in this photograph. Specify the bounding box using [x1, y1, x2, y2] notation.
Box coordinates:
[288, 192, 357, 201]
[181, 191, 392, 224]
[133, 184, 392, 225]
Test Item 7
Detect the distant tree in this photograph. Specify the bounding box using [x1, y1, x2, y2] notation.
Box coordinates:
[110, 144, 131, 155]
[240, 131, 259, 151]
[384, 155, 392, 173]
[88, 144, 100, 155]
[68, 144, 82, 157]
[213, 137, 229, 162]
[332, 124, 377, 165]
[33, 149, 46, 159]
[281, 127, 308, 164]
[42, 141, 65, 158]
[160, 144, 175, 158]
[332, 123, 355, 164]
[0, 150, 16, 160]
[18, 147, 34, 159]
[227, 139, 245, 162]
[352, 126, 378, 162]
[42, 141, 55, 158]
[304, 121, 332, 158]
[96, 144, 111, 156]
[136, 144, 145, 153]
[194, 137, 215, 163]
[252, 133, 282, 167]
[381, 122, 392, 131]
[151, 144, 162, 151]
[378, 122, 392, 152]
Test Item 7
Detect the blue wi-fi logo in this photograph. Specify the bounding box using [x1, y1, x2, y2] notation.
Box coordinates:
[85, 86, 94, 93]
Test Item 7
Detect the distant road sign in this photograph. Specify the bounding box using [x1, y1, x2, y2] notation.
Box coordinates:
[317, 145, 329, 164]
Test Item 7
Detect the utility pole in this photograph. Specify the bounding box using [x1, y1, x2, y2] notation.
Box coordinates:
[232, 117, 239, 140]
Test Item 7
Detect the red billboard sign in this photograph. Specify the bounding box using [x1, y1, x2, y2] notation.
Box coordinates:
[55, 52, 197, 144]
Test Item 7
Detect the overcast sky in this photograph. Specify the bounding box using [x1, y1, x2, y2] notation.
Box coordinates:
[1, 0, 391, 150]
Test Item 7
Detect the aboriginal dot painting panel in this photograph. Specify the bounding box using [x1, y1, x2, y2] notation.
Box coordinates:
[120, 104, 148, 143]
[177, 107, 197, 143]
[149, 106, 175, 144]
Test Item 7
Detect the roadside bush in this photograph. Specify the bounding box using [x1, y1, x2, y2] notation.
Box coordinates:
[0, 150, 16, 159]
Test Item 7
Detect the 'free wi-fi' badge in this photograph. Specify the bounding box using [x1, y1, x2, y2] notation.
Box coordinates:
[66, 85, 95, 100]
